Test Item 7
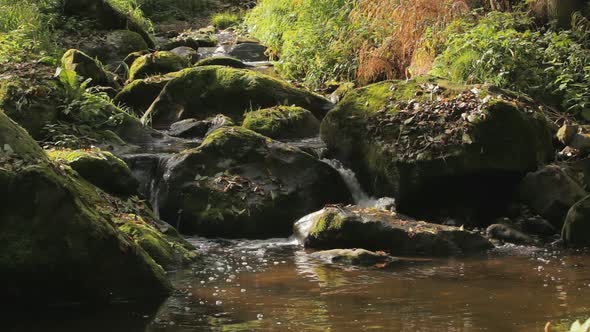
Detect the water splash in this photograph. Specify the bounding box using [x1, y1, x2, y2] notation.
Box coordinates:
[291, 209, 326, 244]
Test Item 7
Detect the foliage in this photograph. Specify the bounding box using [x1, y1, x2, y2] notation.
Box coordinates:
[245, 0, 356, 88]
[138, 0, 211, 21]
[569, 318, 590, 332]
[211, 11, 242, 30]
[432, 11, 590, 117]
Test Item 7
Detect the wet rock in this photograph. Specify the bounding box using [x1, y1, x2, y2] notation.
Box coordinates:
[557, 124, 590, 153]
[562, 195, 590, 247]
[520, 217, 557, 237]
[114, 72, 182, 115]
[301, 206, 492, 256]
[228, 43, 268, 62]
[47, 148, 139, 197]
[142, 66, 333, 128]
[115, 214, 198, 269]
[61, 49, 118, 88]
[195, 56, 248, 68]
[128, 51, 190, 81]
[160, 34, 216, 50]
[242, 106, 320, 139]
[486, 224, 536, 245]
[309, 249, 391, 266]
[321, 77, 554, 222]
[519, 164, 587, 229]
[0, 111, 171, 304]
[329, 82, 355, 104]
[167, 115, 234, 139]
[103, 30, 149, 65]
[170, 46, 200, 64]
[158, 126, 351, 238]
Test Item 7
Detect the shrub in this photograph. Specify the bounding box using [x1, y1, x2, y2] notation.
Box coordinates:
[211, 11, 242, 29]
[432, 11, 590, 117]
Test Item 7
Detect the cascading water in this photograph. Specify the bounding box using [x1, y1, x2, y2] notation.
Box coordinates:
[292, 158, 396, 242]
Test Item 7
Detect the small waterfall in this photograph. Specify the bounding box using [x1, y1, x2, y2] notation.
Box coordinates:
[321, 159, 379, 208]
[291, 209, 326, 244]
[123, 153, 172, 219]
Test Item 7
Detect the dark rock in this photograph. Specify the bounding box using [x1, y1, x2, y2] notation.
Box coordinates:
[301, 206, 492, 256]
[158, 126, 351, 238]
[114, 72, 181, 116]
[167, 115, 234, 139]
[309, 249, 391, 266]
[228, 43, 268, 62]
[195, 56, 248, 68]
[520, 217, 557, 237]
[170, 46, 200, 64]
[61, 49, 118, 88]
[486, 224, 536, 245]
[562, 195, 590, 247]
[519, 164, 587, 229]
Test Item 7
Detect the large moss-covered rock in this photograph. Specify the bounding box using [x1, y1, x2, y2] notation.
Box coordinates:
[195, 56, 248, 69]
[128, 51, 190, 81]
[301, 207, 492, 256]
[0, 110, 172, 304]
[47, 149, 139, 197]
[321, 77, 554, 221]
[103, 30, 149, 65]
[143, 66, 333, 128]
[519, 164, 587, 229]
[61, 49, 116, 87]
[114, 72, 181, 115]
[157, 126, 351, 238]
[115, 214, 198, 269]
[562, 195, 590, 248]
[242, 106, 320, 139]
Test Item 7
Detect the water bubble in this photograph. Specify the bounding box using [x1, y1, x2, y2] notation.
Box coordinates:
[241, 289, 246, 293]
[199, 301, 205, 305]
[273, 262, 279, 265]
[216, 300, 223, 306]
[257, 314, 264, 320]
[184, 307, 190, 312]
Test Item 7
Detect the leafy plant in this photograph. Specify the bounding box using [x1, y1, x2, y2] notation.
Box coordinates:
[211, 11, 242, 29]
[569, 318, 590, 332]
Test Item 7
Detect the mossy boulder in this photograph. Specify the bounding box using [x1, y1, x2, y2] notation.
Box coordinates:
[519, 164, 587, 229]
[47, 149, 139, 197]
[227, 43, 268, 62]
[562, 195, 590, 248]
[142, 66, 333, 128]
[0, 110, 172, 304]
[115, 214, 198, 269]
[103, 30, 149, 65]
[195, 56, 248, 69]
[301, 207, 492, 256]
[128, 51, 190, 81]
[321, 77, 554, 221]
[114, 72, 181, 115]
[243, 106, 320, 139]
[157, 126, 351, 238]
[61, 49, 117, 88]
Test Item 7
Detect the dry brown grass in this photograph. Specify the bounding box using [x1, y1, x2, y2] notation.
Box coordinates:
[351, 0, 470, 84]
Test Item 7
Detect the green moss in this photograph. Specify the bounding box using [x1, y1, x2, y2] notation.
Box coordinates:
[47, 148, 139, 197]
[211, 12, 243, 30]
[128, 51, 190, 81]
[61, 49, 113, 87]
[116, 214, 198, 269]
[309, 211, 345, 238]
[243, 105, 320, 139]
[142, 66, 332, 127]
[195, 56, 247, 69]
[114, 72, 181, 115]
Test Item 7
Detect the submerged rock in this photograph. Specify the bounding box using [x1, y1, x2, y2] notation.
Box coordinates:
[47, 148, 139, 197]
[301, 206, 492, 256]
[143, 66, 333, 128]
[242, 105, 320, 139]
[309, 249, 391, 266]
[519, 164, 586, 229]
[195, 56, 248, 68]
[0, 110, 172, 304]
[158, 126, 351, 238]
[562, 195, 590, 248]
[128, 51, 190, 81]
[321, 77, 554, 222]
